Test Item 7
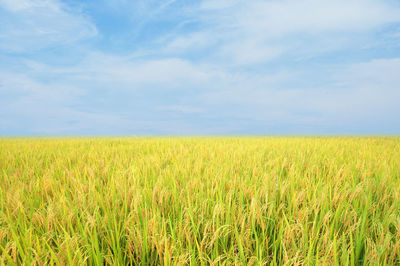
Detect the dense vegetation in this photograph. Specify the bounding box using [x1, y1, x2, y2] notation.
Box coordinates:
[1, 137, 399, 264]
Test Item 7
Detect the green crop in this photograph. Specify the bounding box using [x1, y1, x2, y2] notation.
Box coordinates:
[1, 137, 399, 265]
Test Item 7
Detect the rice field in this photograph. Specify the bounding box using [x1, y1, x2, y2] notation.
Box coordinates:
[1, 137, 400, 265]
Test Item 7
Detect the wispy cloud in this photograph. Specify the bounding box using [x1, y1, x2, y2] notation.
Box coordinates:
[0, 0, 97, 53]
[163, 0, 400, 65]
[1, 0, 400, 135]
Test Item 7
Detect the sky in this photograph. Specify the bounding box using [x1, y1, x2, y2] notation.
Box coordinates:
[1, 0, 400, 135]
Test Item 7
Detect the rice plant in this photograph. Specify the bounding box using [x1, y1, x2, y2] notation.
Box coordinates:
[1, 137, 399, 264]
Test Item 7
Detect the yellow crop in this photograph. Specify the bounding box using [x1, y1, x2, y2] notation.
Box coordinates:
[1, 137, 399, 264]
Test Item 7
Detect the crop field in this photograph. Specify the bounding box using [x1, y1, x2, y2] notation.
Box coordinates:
[0, 137, 400, 265]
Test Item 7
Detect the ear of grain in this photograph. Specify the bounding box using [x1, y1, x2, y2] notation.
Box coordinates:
[1, 137, 399, 264]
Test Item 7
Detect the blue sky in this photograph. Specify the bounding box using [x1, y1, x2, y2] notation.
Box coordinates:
[1, 0, 400, 135]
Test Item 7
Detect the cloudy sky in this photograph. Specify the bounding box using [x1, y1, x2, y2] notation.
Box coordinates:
[1, 0, 400, 135]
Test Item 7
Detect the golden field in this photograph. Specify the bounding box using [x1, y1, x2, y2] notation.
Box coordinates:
[0, 137, 400, 265]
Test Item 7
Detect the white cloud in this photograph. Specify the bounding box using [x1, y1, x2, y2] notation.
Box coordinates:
[163, 0, 400, 65]
[157, 105, 203, 114]
[234, 0, 400, 36]
[324, 58, 400, 113]
[1, 53, 400, 134]
[343, 58, 400, 86]
[219, 41, 283, 65]
[24, 52, 227, 89]
[200, 0, 240, 10]
[0, 0, 34, 11]
[0, 0, 97, 52]
[105, 58, 213, 85]
[0, 69, 139, 135]
[1, 0, 400, 134]
[163, 32, 212, 53]
[0, 71, 84, 118]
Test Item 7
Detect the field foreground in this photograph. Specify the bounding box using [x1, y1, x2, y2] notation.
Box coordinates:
[1, 137, 400, 265]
